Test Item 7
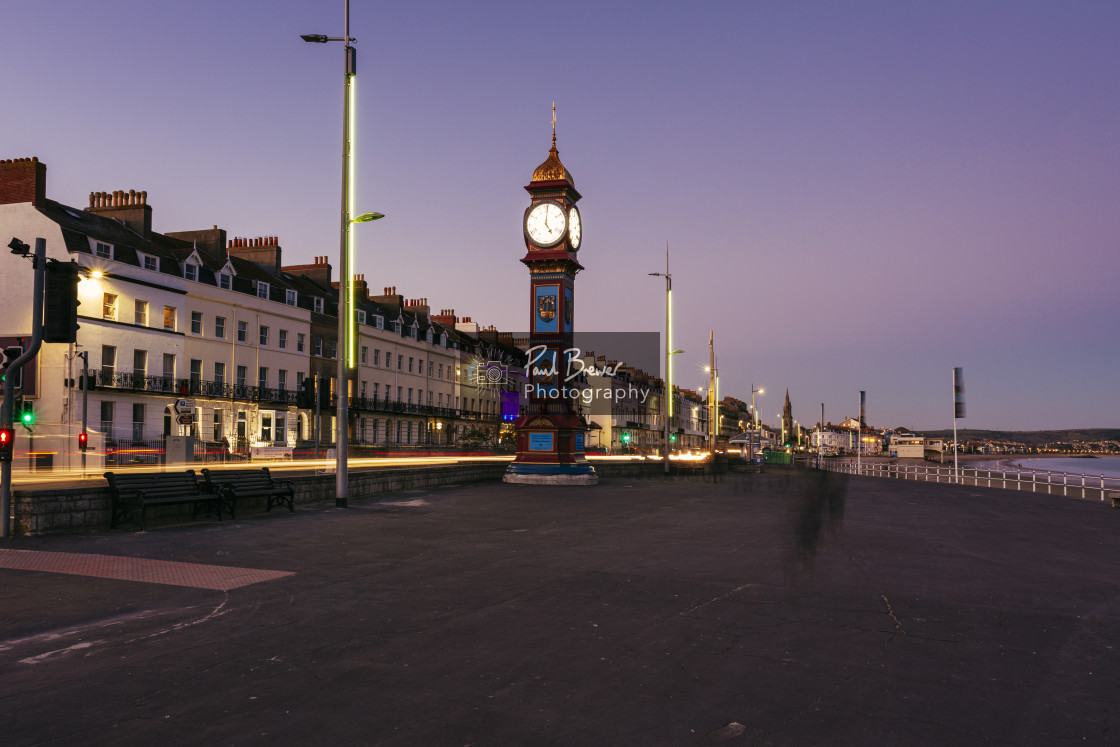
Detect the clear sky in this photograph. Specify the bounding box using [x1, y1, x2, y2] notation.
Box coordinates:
[5, 1, 1118, 431]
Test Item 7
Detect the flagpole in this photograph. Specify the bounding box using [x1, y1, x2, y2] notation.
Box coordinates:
[952, 368, 959, 484]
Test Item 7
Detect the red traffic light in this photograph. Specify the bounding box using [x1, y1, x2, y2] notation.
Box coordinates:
[78, 432, 88, 451]
[0, 427, 14, 462]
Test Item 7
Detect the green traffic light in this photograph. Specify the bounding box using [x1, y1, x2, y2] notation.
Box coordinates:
[21, 410, 33, 425]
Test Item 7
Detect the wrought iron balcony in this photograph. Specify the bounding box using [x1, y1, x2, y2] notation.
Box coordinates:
[91, 370, 299, 405]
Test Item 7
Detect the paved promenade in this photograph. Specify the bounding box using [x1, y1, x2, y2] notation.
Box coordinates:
[2, 468, 1118, 745]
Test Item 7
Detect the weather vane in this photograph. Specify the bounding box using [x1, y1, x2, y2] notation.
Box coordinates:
[552, 102, 556, 147]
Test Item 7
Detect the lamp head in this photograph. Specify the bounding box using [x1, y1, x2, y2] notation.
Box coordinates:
[301, 34, 329, 43]
[8, 237, 29, 256]
[351, 211, 385, 224]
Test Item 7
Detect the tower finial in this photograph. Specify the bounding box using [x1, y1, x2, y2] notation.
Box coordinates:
[551, 102, 557, 148]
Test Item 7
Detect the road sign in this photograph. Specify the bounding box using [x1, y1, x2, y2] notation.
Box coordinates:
[175, 399, 196, 415]
[176, 414, 194, 426]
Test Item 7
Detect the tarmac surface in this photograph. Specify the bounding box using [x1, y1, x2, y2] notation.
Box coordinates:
[1, 467, 1118, 745]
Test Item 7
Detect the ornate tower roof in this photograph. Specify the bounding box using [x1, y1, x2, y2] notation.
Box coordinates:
[531, 103, 575, 187]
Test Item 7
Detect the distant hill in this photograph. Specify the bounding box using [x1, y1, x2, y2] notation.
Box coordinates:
[912, 428, 1120, 447]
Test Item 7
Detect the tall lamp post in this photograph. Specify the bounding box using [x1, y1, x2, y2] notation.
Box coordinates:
[649, 244, 682, 474]
[302, 4, 383, 507]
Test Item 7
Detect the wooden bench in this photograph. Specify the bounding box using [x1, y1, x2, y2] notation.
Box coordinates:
[105, 470, 223, 531]
[201, 467, 295, 518]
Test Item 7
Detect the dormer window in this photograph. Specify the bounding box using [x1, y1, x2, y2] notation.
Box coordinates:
[393, 321, 402, 334]
[375, 315, 384, 330]
[426, 329, 433, 344]
[286, 289, 297, 306]
[357, 310, 367, 325]
[410, 324, 418, 339]
[94, 242, 113, 260]
[257, 281, 269, 299]
[440, 333, 447, 347]
[218, 272, 231, 290]
[313, 297, 324, 314]
[184, 263, 198, 282]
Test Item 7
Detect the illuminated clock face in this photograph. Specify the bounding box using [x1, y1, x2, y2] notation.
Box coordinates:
[525, 202, 567, 247]
[567, 206, 582, 250]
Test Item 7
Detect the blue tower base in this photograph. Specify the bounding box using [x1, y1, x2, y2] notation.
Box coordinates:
[503, 461, 599, 485]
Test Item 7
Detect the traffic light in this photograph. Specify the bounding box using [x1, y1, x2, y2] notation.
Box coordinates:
[670, 433, 677, 442]
[43, 260, 81, 344]
[0, 427, 13, 462]
[78, 432, 88, 451]
[1, 344, 23, 389]
[620, 432, 631, 445]
[18, 401, 34, 429]
[299, 377, 315, 409]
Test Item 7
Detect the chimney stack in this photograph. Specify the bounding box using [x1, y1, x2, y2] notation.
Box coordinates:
[370, 286, 404, 310]
[282, 255, 333, 289]
[0, 157, 47, 207]
[227, 235, 282, 276]
[432, 309, 458, 326]
[86, 187, 153, 239]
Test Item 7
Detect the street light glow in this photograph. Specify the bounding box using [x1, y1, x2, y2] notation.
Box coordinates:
[346, 72, 358, 368]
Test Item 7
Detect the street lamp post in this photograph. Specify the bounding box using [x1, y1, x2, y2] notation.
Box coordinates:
[302, 3, 384, 507]
[649, 243, 682, 475]
[705, 330, 718, 456]
[750, 384, 764, 428]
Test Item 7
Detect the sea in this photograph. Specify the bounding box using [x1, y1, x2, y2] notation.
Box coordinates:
[978, 456, 1120, 479]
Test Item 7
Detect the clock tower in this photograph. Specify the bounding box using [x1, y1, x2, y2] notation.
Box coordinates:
[504, 106, 597, 485]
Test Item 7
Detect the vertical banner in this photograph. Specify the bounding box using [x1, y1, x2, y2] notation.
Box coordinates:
[563, 287, 573, 333]
[953, 367, 966, 419]
[859, 390, 866, 427]
[534, 285, 559, 334]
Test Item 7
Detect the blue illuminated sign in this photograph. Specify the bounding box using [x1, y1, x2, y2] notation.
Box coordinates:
[529, 433, 554, 451]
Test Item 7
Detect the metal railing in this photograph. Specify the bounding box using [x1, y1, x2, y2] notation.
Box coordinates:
[104, 437, 166, 467]
[92, 371, 299, 405]
[88, 371, 506, 425]
[810, 458, 1120, 502]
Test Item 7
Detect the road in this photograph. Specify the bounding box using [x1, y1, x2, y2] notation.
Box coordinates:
[2, 467, 1118, 745]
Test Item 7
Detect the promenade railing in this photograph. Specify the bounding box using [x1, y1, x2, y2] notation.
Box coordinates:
[806, 458, 1120, 502]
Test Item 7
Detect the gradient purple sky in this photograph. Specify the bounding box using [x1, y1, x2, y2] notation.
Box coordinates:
[5, 1, 1118, 431]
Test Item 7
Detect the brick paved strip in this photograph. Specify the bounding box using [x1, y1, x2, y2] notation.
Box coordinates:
[0, 550, 293, 591]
